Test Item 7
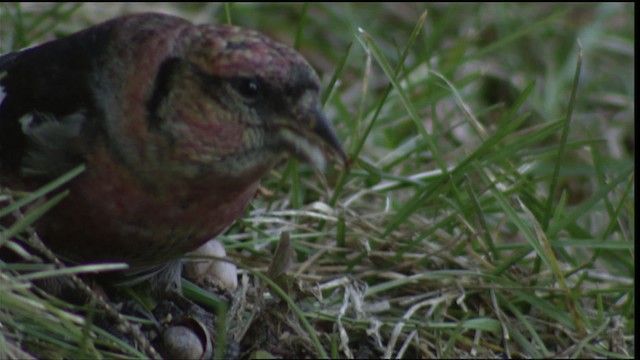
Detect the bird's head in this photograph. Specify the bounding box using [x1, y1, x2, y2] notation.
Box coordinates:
[146, 24, 344, 184]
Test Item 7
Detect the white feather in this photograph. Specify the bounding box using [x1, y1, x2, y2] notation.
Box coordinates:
[20, 111, 85, 176]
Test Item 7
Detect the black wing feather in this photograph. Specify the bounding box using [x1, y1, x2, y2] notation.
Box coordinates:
[0, 24, 114, 175]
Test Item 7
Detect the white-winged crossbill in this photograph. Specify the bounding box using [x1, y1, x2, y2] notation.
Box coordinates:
[0, 12, 343, 287]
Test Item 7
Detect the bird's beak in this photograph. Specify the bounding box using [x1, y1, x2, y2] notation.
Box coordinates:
[310, 108, 346, 162]
[277, 106, 345, 171]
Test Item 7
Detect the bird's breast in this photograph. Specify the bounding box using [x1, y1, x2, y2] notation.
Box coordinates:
[36, 145, 259, 266]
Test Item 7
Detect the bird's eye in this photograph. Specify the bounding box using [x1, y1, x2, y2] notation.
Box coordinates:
[231, 77, 262, 100]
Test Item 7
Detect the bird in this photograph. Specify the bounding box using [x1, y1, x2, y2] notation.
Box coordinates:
[0, 12, 344, 290]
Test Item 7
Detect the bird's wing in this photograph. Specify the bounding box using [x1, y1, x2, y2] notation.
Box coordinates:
[0, 29, 112, 179]
[0, 51, 19, 70]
